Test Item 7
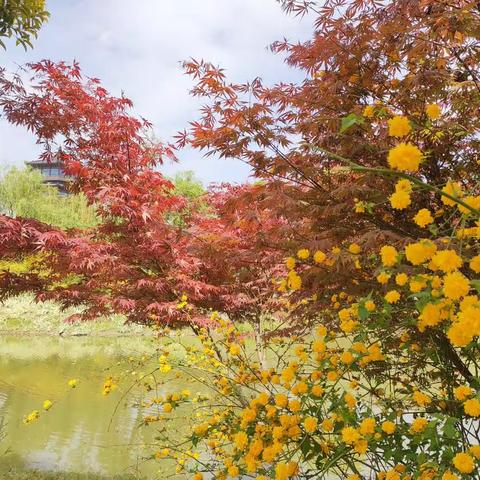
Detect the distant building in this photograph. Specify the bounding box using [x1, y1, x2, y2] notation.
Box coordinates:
[25, 159, 71, 195]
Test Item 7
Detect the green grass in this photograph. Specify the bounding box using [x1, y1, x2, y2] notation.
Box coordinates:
[0, 294, 150, 337]
[0, 471, 142, 480]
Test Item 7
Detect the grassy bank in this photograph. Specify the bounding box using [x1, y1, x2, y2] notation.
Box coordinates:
[0, 294, 150, 337]
[1, 471, 141, 480]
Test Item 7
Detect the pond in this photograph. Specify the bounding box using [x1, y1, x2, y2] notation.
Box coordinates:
[0, 335, 196, 478]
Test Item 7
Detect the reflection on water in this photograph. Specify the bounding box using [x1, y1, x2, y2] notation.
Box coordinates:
[0, 335, 188, 477]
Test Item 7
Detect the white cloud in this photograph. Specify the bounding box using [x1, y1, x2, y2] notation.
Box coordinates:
[0, 0, 312, 185]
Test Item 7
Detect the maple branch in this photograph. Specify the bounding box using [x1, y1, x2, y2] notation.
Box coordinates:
[311, 146, 480, 217]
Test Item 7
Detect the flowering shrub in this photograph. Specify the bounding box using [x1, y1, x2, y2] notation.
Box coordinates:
[137, 108, 480, 479]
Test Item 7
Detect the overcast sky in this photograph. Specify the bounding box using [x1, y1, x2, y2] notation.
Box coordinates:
[0, 0, 313, 185]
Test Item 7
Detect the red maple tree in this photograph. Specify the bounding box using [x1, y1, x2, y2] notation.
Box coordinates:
[0, 61, 288, 327]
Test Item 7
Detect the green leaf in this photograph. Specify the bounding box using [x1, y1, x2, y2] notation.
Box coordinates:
[443, 417, 459, 439]
[471, 279, 480, 294]
[358, 304, 369, 321]
[340, 113, 365, 133]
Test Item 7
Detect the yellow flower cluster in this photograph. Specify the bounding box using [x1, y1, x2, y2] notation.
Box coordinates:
[388, 143, 422, 172]
[389, 179, 413, 210]
[388, 116, 411, 137]
[102, 377, 117, 396]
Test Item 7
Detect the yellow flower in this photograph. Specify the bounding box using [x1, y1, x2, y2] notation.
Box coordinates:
[389, 190, 411, 210]
[68, 379, 77, 388]
[303, 416, 318, 433]
[377, 272, 391, 284]
[395, 273, 408, 286]
[43, 400, 53, 411]
[275, 394, 289, 410]
[163, 402, 173, 413]
[342, 426, 361, 445]
[297, 248, 310, 260]
[410, 417, 428, 434]
[229, 343, 241, 356]
[311, 385, 324, 397]
[441, 471, 459, 480]
[275, 462, 290, 480]
[431, 250, 463, 273]
[380, 245, 398, 267]
[441, 181, 463, 206]
[414, 209, 434, 228]
[285, 256, 296, 270]
[384, 290, 401, 304]
[363, 105, 375, 118]
[321, 418, 334, 432]
[405, 240, 436, 265]
[470, 255, 480, 273]
[388, 116, 411, 137]
[388, 143, 423, 171]
[23, 410, 40, 424]
[470, 445, 480, 459]
[443, 271, 470, 300]
[418, 303, 442, 331]
[287, 271, 302, 291]
[454, 385, 473, 401]
[193, 423, 209, 436]
[340, 320, 358, 334]
[413, 391, 432, 407]
[426, 103, 441, 120]
[241, 408, 256, 424]
[448, 322, 474, 347]
[289, 399, 301, 412]
[341, 351, 354, 364]
[359, 418, 376, 435]
[233, 431, 248, 450]
[159, 363, 171, 373]
[344, 392, 356, 410]
[395, 179, 413, 193]
[354, 200, 365, 213]
[354, 439, 368, 454]
[381, 421, 396, 435]
[458, 195, 480, 214]
[327, 370, 339, 382]
[348, 243, 361, 254]
[227, 465, 239, 477]
[316, 325, 327, 337]
[312, 340, 326, 356]
[464, 398, 480, 417]
[314, 250, 326, 263]
[452, 452, 475, 474]
[365, 300, 376, 311]
[385, 470, 400, 480]
[193, 473, 204, 480]
[292, 381, 308, 395]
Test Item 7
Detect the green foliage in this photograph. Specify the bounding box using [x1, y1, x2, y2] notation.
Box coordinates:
[167, 170, 208, 227]
[339, 112, 364, 133]
[0, 167, 98, 229]
[170, 170, 205, 199]
[0, 0, 49, 49]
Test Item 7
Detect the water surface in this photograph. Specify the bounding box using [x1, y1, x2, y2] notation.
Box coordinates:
[0, 335, 190, 478]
